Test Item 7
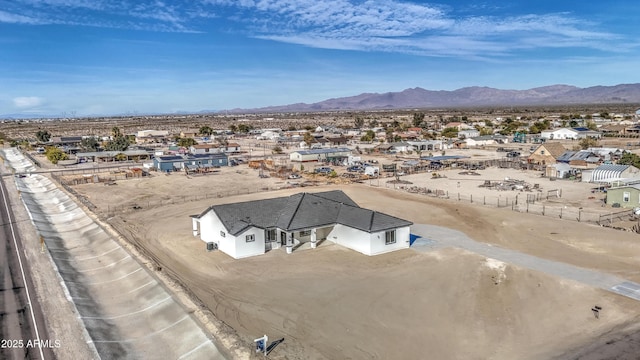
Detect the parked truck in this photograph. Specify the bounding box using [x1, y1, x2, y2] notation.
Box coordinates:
[364, 166, 379, 177]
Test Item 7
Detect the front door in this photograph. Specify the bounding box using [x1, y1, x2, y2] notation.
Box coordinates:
[280, 231, 287, 246]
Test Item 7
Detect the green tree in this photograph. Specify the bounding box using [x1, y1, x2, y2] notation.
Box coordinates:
[80, 137, 100, 151]
[45, 146, 68, 164]
[199, 126, 213, 137]
[237, 124, 253, 133]
[229, 124, 238, 133]
[360, 130, 375, 142]
[177, 137, 197, 147]
[385, 128, 394, 143]
[586, 120, 597, 131]
[111, 126, 122, 138]
[412, 112, 425, 127]
[114, 153, 128, 161]
[578, 137, 598, 149]
[272, 145, 283, 154]
[354, 116, 364, 129]
[105, 135, 130, 151]
[303, 132, 314, 146]
[36, 130, 51, 142]
[441, 127, 458, 138]
[368, 119, 379, 128]
[618, 152, 640, 168]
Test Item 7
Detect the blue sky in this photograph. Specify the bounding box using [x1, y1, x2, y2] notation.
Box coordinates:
[1, 0, 639, 118]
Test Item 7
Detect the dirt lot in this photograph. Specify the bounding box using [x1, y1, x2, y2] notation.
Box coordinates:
[63, 161, 640, 360]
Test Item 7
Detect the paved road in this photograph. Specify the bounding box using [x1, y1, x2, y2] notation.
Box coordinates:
[411, 224, 640, 302]
[0, 176, 54, 360]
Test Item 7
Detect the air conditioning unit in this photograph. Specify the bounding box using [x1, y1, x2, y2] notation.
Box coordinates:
[206, 242, 218, 251]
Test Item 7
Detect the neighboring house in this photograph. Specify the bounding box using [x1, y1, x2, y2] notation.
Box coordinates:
[444, 122, 466, 131]
[289, 148, 351, 162]
[135, 130, 169, 144]
[153, 153, 228, 172]
[76, 150, 151, 163]
[180, 129, 199, 138]
[222, 142, 241, 153]
[388, 142, 413, 153]
[541, 128, 579, 140]
[556, 150, 601, 167]
[463, 134, 509, 147]
[586, 164, 640, 184]
[306, 137, 330, 149]
[606, 185, 640, 208]
[190, 190, 413, 259]
[599, 124, 627, 136]
[256, 130, 281, 140]
[458, 129, 480, 139]
[625, 124, 640, 135]
[189, 144, 221, 154]
[572, 127, 602, 139]
[407, 140, 443, 151]
[327, 137, 350, 146]
[588, 147, 624, 163]
[527, 142, 567, 165]
[137, 129, 168, 137]
[397, 132, 420, 141]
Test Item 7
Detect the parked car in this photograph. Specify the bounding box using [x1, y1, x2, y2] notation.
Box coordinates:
[288, 173, 302, 179]
[314, 167, 333, 175]
[347, 165, 364, 172]
[506, 151, 521, 158]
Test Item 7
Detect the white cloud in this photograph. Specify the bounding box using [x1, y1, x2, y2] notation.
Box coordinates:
[203, 0, 623, 57]
[13, 96, 44, 108]
[0, 10, 40, 24]
[5, 0, 630, 57]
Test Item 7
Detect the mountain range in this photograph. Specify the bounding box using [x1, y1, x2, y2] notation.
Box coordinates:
[227, 83, 640, 113]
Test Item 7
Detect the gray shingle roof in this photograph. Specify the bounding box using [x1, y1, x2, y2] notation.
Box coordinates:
[197, 190, 411, 235]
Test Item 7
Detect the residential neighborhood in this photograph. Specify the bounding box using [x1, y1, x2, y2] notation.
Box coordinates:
[5, 106, 640, 360]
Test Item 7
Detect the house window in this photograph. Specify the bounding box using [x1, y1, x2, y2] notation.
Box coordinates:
[299, 230, 311, 237]
[623, 192, 630, 202]
[220, 231, 226, 238]
[266, 229, 276, 242]
[246, 234, 255, 242]
[541, 150, 545, 155]
[385, 230, 396, 245]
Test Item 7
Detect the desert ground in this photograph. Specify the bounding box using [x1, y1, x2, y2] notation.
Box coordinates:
[59, 157, 640, 360]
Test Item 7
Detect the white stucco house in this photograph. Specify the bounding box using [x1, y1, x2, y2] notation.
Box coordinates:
[190, 190, 413, 259]
[541, 128, 580, 140]
[541, 127, 602, 140]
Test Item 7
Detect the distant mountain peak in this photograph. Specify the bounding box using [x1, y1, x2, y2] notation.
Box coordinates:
[221, 83, 640, 113]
